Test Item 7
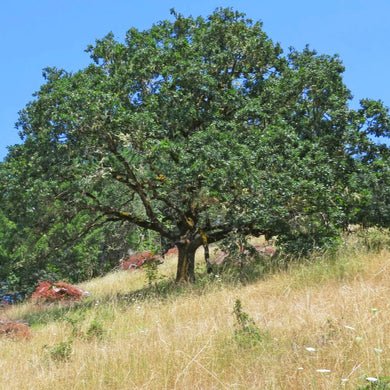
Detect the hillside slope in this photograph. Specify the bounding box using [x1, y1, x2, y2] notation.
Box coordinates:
[1, 241, 389, 389]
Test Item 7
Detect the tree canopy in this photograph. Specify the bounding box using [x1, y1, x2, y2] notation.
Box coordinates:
[1, 8, 389, 288]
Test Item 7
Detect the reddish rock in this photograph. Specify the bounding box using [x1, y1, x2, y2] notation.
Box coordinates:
[122, 250, 162, 270]
[213, 251, 230, 264]
[164, 247, 178, 257]
[251, 244, 276, 256]
[212, 244, 276, 264]
[30, 280, 88, 303]
[0, 320, 32, 340]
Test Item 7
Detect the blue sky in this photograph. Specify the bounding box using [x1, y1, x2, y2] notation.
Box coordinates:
[1, 0, 389, 161]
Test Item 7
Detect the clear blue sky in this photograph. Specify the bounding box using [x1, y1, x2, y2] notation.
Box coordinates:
[1, 0, 389, 161]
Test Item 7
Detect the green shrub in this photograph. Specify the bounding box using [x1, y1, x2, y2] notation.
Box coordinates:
[232, 299, 265, 346]
[86, 320, 105, 340]
[358, 228, 390, 252]
[358, 376, 390, 389]
[44, 339, 73, 362]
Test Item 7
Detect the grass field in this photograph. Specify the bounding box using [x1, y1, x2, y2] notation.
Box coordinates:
[1, 233, 389, 389]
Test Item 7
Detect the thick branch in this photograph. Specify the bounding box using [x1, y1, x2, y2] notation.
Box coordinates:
[53, 214, 120, 250]
[85, 193, 174, 239]
[107, 142, 166, 232]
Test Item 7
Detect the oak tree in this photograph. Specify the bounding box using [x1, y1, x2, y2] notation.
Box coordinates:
[2, 8, 389, 284]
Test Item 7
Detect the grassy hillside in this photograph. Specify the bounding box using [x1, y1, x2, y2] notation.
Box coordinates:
[1, 234, 389, 389]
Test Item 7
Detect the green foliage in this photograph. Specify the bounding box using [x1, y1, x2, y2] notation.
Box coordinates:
[64, 313, 106, 340]
[358, 228, 390, 252]
[358, 377, 390, 390]
[143, 258, 165, 287]
[232, 298, 265, 346]
[64, 313, 86, 338]
[44, 339, 73, 362]
[86, 320, 105, 340]
[0, 7, 389, 288]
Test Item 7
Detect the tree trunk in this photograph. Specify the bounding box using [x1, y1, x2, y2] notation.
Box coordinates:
[203, 243, 214, 274]
[176, 241, 197, 283]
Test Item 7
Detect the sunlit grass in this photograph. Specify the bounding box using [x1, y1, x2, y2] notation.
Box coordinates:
[1, 235, 389, 389]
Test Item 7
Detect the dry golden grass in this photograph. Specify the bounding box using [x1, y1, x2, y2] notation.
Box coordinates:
[1, 243, 389, 389]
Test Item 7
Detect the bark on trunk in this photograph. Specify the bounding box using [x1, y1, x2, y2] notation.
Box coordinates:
[176, 241, 197, 283]
[204, 243, 213, 274]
